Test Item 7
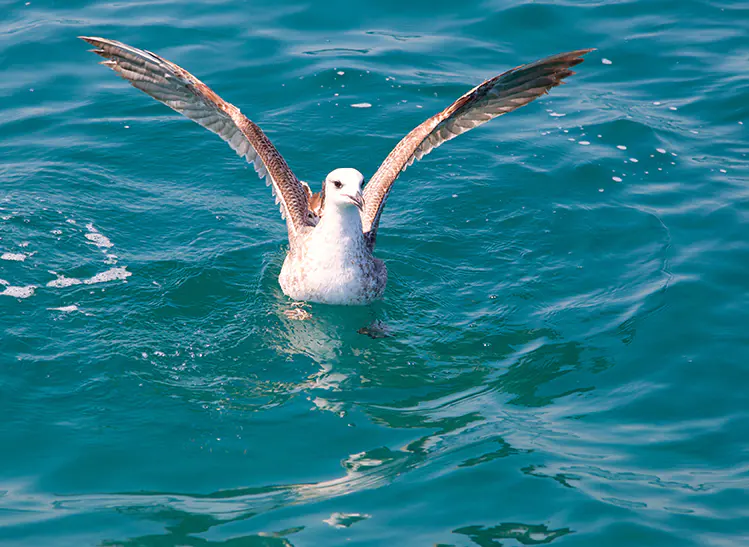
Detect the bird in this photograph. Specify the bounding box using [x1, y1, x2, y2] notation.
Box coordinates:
[80, 36, 591, 305]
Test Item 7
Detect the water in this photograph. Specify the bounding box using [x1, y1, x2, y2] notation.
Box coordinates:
[2, 0, 749, 545]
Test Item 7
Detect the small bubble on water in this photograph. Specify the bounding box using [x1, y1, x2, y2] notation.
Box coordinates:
[617, 145, 627, 150]
[602, 58, 612, 65]
[612, 176, 623, 182]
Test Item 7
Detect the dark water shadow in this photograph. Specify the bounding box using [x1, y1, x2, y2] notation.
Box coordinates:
[452, 522, 573, 546]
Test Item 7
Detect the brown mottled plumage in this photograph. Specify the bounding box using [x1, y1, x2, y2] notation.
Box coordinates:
[80, 36, 591, 304]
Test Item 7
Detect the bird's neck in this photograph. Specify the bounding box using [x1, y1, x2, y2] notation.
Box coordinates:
[317, 205, 364, 242]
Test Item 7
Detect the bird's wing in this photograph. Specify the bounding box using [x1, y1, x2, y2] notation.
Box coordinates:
[361, 49, 593, 249]
[80, 36, 315, 242]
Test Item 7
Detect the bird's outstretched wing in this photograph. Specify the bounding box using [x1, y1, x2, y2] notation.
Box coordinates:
[80, 36, 315, 243]
[361, 49, 593, 249]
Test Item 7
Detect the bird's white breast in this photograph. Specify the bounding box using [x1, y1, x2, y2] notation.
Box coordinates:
[279, 208, 386, 305]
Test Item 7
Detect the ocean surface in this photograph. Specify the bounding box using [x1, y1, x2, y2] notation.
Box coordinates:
[2, 0, 749, 545]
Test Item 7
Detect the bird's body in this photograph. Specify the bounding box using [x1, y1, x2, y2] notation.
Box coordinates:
[279, 169, 387, 305]
[80, 36, 591, 305]
[279, 222, 387, 305]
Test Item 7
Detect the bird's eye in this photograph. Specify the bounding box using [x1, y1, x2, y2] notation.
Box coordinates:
[332, 180, 343, 189]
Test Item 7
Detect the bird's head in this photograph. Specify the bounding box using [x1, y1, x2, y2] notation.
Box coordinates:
[324, 168, 364, 212]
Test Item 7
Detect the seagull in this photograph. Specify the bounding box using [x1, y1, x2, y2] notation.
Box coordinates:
[80, 37, 591, 305]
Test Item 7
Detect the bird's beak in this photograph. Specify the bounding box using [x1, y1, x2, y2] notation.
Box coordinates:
[345, 191, 365, 211]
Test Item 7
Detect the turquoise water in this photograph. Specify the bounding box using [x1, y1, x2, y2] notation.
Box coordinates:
[2, 0, 749, 545]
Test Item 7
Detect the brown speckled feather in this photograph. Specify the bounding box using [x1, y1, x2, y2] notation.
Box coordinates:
[80, 36, 314, 245]
[361, 48, 593, 249]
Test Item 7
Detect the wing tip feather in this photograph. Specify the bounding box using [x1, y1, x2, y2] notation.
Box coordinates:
[79, 36, 106, 47]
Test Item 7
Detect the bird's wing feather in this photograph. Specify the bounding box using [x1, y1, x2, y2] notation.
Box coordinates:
[80, 36, 314, 241]
[361, 49, 593, 249]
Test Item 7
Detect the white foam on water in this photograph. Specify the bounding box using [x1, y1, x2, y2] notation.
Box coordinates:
[48, 305, 79, 313]
[579, 141, 591, 145]
[47, 274, 82, 288]
[612, 176, 623, 182]
[656, 148, 667, 154]
[351, 103, 372, 108]
[47, 267, 132, 288]
[602, 58, 613, 65]
[84, 223, 113, 248]
[1, 253, 26, 262]
[617, 145, 627, 150]
[0, 279, 36, 299]
[86, 267, 131, 285]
